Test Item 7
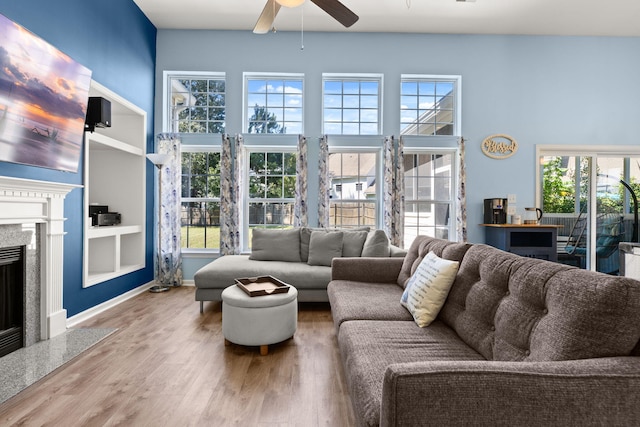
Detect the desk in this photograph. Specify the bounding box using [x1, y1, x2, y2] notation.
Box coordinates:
[481, 224, 562, 262]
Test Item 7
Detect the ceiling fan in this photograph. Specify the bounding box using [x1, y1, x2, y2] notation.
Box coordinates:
[254, 0, 359, 34]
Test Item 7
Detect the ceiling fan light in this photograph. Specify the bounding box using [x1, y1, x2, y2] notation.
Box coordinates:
[275, 0, 304, 8]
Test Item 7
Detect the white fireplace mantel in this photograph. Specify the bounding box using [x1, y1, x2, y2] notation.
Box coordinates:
[0, 176, 81, 339]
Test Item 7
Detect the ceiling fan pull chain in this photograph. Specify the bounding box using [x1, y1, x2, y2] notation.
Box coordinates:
[300, 5, 305, 50]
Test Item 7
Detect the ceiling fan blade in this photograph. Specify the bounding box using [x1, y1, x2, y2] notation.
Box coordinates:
[310, 0, 359, 28]
[254, 0, 281, 34]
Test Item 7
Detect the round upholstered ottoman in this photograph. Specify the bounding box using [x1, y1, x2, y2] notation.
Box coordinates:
[221, 284, 298, 355]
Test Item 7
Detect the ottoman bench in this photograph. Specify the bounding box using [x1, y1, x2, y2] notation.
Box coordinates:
[221, 284, 298, 355]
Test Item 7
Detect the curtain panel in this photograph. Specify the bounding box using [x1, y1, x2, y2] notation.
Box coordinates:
[156, 133, 183, 286]
[294, 134, 308, 227]
[220, 134, 244, 255]
[318, 135, 330, 228]
[456, 137, 467, 242]
[383, 136, 405, 248]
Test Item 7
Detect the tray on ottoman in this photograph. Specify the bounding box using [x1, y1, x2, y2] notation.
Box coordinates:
[234, 275, 291, 297]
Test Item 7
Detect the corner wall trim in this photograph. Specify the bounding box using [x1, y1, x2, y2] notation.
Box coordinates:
[66, 281, 155, 328]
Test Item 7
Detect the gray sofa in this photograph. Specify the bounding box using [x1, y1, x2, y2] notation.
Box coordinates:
[194, 227, 405, 312]
[328, 235, 640, 427]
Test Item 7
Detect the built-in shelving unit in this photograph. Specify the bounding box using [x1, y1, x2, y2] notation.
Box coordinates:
[83, 81, 147, 287]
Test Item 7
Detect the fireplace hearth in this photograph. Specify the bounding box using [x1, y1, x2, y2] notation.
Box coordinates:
[0, 246, 25, 357]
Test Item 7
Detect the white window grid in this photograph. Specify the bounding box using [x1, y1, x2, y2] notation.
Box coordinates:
[400, 75, 461, 136]
[323, 74, 383, 135]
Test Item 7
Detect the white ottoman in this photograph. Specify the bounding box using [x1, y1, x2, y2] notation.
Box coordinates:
[221, 284, 298, 355]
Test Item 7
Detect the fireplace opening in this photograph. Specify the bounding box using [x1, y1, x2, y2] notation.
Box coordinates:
[0, 245, 25, 358]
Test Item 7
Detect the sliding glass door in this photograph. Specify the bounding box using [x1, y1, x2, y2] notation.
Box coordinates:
[538, 147, 640, 274]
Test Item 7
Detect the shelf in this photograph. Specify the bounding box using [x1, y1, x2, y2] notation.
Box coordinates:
[83, 80, 147, 288]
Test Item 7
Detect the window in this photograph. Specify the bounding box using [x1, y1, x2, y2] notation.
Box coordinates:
[166, 73, 225, 133]
[323, 75, 382, 135]
[244, 74, 303, 134]
[400, 76, 460, 136]
[246, 149, 297, 247]
[181, 149, 221, 250]
[403, 150, 456, 246]
[328, 151, 378, 227]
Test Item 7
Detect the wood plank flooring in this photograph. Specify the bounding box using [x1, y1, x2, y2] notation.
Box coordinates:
[0, 287, 355, 426]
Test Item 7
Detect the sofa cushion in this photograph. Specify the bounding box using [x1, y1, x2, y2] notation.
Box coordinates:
[400, 252, 459, 327]
[328, 281, 413, 331]
[397, 236, 471, 289]
[361, 230, 390, 257]
[342, 230, 369, 257]
[439, 243, 640, 362]
[194, 255, 331, 291]
[300, 227, 370, 261]
[338, 320, 485, 427]
[249, 228, 301, 262]
[308, 231, 343, 266]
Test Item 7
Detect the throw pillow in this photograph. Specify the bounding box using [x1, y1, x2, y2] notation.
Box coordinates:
[341, 230, 369, 257]
[249, 228, 301, 262]
[361, 230, 390, 257]
[307, 231, 343, 266]
[300, 227, 370, 261]
[400, 251, 460, 327]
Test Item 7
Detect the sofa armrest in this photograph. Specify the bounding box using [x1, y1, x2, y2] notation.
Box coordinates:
[381, 357, 640, 427]
[331, 257, 405, 283]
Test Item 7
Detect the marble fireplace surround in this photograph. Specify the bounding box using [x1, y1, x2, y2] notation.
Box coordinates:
[0, 176, 80, 342]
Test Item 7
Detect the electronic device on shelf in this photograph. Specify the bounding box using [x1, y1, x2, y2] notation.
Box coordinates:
[89, 204, 121, 226]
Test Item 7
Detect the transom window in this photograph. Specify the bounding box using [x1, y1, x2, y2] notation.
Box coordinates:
[244, 74, 304, 134]
[245, 150, 297, 247]
[166, 72, 225, 134]
[400, 76, 459, 136]
[181, 149, 222, 250]
[403, 150, 456, 246]
[328, 151, 378, 228]
[323, 75, 382, 135]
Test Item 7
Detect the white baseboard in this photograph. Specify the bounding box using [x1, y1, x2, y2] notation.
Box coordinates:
[66, 281, 155, 328]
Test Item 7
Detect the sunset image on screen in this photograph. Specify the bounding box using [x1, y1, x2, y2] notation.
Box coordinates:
[0, 13, 92, 172]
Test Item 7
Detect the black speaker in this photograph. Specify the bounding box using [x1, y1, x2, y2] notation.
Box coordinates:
[85, 97, 111, 132]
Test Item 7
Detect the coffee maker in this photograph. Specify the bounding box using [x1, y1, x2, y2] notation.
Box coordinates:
[484, 198, 508, 224]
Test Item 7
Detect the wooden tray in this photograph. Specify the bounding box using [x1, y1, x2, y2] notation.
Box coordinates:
[234, 275, 290, 297]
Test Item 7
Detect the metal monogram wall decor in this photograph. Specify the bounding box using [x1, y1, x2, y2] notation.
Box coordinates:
[481, 134, 518, 159]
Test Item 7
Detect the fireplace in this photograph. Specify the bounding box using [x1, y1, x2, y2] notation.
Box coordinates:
[0, 176, 78, 343]
[0, 245, 25, 357]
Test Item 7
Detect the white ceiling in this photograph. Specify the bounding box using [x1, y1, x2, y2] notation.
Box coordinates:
[133, 0, 640, 37]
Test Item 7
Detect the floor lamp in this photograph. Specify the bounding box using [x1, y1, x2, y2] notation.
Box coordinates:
[147, 153, 172, 293]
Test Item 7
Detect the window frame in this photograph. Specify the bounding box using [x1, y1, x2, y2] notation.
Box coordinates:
[402, 146, 458, 247]
[400, 74, 462, 137]
[180, 144, 222, 254]
[322, 73, 384, 136]
[242, 72, 305, 135]
[162, 71, 226, 134]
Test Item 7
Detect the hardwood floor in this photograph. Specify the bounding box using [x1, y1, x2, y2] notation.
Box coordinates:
[0, 287, 355, 426]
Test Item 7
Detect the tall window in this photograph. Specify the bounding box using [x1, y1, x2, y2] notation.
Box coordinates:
[400, 76, 459, 136]
[166, 73, 225, 133]
[181, 149, 221, 250]
[323, 75, 382, 135]
[244, 74, 303, 134]
[328, 151, 378, 228]
[403, 150, 456, 246]
[246, 150, 297, 246]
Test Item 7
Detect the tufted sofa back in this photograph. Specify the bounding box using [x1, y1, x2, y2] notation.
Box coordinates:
[439, 243, 640, 361]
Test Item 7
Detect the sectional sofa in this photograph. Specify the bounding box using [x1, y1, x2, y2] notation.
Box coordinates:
[193, 227, 405, 311]
[328, 235, 640, 426]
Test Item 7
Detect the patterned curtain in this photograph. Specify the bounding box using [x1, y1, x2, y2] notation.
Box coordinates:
[156, 133, 183, 286]
[383, 136, 405, 247]
[294, 134, 308, 227]
[317, 135, 330, 228]
[220, 134, 244, 255]
[456, 137, 467, 242]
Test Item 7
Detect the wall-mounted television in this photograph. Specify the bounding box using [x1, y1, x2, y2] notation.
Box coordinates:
[0, 13, 92, 173]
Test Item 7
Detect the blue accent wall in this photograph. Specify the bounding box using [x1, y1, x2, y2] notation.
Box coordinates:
[0, 0, 156, 316]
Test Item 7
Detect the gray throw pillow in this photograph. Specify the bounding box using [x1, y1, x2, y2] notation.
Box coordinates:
[361, 230, 390, 257]
[307, 231, 343, 266]
[300, 226, 369, 261]
[341, 230, 369, 257]
[249, 228, 301, 262]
